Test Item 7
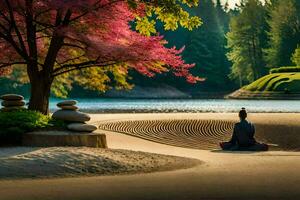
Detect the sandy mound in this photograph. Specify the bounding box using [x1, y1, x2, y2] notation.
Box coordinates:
[99, 119, 300, 151]
[0, 147, 200, 179]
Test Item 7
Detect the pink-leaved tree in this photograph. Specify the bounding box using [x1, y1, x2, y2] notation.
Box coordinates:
[0, 0, 202, 114]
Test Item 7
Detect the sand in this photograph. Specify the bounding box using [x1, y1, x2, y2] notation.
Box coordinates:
[0, 113, 299, 200]
[96, 113, 300, 151]
[0, 147, 200, 179]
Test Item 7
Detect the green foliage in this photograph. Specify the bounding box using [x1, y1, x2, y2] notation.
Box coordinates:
[135, 0, 202, 36]
[0, 110, 66, 145]
[244, 73, 300, 93]
[227, 0, 268, 85]
[0, 65, 30, 97]
[265, 0, 300, 68]
[135, 17, 157, 36]
[183, 0, 232, 90]
[0, 110, 63, 145]
[291, 45, 300, 66]
[270, 66, 300, 73]
[48, 118, 67, 129]
[128, 0, 235, 93]
[0, 110, 51, 133]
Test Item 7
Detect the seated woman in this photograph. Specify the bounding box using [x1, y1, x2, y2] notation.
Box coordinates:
[220, 108, 268, 151]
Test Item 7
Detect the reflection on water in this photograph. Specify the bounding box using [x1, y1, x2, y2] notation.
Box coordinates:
[49, 98, 300, 113]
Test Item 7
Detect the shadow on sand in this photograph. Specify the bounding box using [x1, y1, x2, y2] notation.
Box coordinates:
[210, 149, 262, 154]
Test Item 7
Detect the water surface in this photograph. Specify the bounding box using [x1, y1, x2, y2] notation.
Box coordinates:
[49, 98, 300, 113]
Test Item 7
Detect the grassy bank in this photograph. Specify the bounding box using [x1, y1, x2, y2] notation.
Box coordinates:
[244, 73, 300, 93]
[227, 72, 300, 99]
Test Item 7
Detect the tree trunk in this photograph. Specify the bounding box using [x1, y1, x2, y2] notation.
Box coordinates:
[28, 77, 52, 115]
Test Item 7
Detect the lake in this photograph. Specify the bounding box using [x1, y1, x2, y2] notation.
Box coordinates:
[49, 98, 300, 113]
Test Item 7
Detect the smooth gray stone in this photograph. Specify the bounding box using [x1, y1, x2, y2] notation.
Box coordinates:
[58, 105, 79, 111]
[1, 100, 25, 107]
[0, 94, 24, 101]
[67, 123, 98, 132]
[52, 110, 90, 122]
[57, 100, 78, 107]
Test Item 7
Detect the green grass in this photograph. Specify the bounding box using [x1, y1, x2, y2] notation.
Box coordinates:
[244, 73, 300, 93]
[270, 66, 300, 73]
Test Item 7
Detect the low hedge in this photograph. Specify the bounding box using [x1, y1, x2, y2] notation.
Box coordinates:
[0, 110, 65, 146]
[270, 66, 300, 74]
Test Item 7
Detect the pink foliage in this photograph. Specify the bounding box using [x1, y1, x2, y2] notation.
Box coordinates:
[0, 0, 201, 83]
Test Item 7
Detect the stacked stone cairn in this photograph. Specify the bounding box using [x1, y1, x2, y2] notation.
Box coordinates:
[52, 100, 98, 133]
[0, 94, 26, 112]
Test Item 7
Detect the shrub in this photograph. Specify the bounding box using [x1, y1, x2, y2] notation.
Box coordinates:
[291, 46, 300, 66]
[270, 66, 300, 74]
[0, 110, 65, 145]
[0, 110, 50, 132]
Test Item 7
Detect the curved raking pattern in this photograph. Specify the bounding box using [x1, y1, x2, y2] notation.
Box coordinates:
[98, 119, 235, 150]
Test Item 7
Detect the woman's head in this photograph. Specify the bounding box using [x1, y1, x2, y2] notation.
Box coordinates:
[239, 108, 247, 120]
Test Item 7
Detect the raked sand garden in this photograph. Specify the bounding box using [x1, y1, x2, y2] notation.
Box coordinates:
[0, 95, 201, 179]
[0, 113, 300, 199]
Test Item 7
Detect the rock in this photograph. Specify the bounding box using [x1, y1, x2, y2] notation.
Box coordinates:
[1, 100, 26, 107]
[0, 106, 26, 112]
[58, 105, 79, 111]
[0, 94, 24, 101]
[52, 110, 91, 122]
[67, 123, 98, 132]
[57, 100, 78, 107]
[23, 131, 107, 148]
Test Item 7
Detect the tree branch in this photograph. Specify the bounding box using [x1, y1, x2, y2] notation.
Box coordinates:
[43, 9, 72, 77]
[69, 0, 124, 22]
[62, 42, 85, 50]
[0, 10, 11, 23]
[52, 61, 118, 77]
[34, 8, 52, 20]
[5, 0, 28, 56]
[0, 31, 28, 59]
[0, 61, 26, 68]
[56, 54, 86, 65]
[25, 0, 39, 69]
[53, 59, 100, 74]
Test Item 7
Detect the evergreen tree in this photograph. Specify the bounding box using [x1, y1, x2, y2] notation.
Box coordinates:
[291, 46, 300, 66]
[183, 0, 232, 91]
[129, 0, 233, 93]
[227, 0, 268, 85]
[216, 0, 230, 33]
[265, 0, 300, 67]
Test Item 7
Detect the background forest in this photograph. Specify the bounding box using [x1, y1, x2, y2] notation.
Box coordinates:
[1, 0, 300, 98]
